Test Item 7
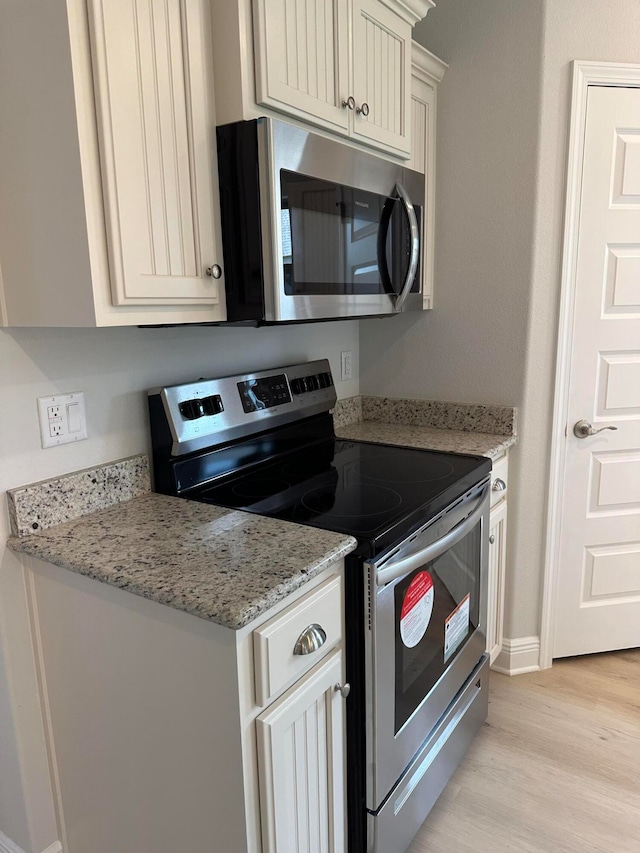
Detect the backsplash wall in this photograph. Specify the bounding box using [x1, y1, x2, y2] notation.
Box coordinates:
[0, 320, 359, 851]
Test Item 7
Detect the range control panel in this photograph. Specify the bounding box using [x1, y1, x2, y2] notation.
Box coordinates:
[152, 359, 337, 456]
[290, 371, 333, 396]
[238, 374, 292, 413]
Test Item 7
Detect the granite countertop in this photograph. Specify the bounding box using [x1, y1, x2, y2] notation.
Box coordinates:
[332, 395, 517, 459]
[7, 490, 356, 630]
[335, 421, 516, 459]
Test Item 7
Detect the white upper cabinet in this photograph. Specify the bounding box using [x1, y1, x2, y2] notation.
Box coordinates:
[0, 0, 225, 327]
[408, 42, 447, 308]
[350, 0, 412, 154]
[253, 0, 350, 135]
[213, 0, 436, 160]
[88, 0, 224, 307]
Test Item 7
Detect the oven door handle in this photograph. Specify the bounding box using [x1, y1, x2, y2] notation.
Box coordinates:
[375, 486, 489, 587]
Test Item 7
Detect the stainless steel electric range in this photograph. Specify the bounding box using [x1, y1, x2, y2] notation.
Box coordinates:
[148, 359, 491, 853]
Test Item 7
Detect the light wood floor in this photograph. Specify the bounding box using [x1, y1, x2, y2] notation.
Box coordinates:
[408, 649, 640, 853]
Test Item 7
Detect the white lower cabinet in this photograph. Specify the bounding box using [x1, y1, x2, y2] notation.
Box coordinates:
[487, 452, 509, 665]
[23, 555, 346, 853]
[256, 651, 346, 853]
[487, 499, 508, 664]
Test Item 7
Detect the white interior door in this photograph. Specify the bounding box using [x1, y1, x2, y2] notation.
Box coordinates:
[554, 85, 640, 658]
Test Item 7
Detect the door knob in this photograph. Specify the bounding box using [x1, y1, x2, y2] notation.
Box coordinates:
[335, 682, 351, 699]
[342, 96, 356, 110]
[573, 419, 618, 439]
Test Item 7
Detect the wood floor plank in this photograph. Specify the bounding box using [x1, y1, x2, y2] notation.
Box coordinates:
[408, 650, 640, 853]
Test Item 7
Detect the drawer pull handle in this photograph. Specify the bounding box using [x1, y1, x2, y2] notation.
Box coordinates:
[293, 624, 326, 656]
[492, 478, 506, 492]
[335, 682, 351, 699]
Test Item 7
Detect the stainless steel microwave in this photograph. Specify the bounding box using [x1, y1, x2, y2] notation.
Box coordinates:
[216, 117, 426, 324]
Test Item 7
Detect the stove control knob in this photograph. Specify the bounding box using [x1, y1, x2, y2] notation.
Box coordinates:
[202, 395, 224, 416]
[179, 398, 205, 420]
[290, 378, 303, 395]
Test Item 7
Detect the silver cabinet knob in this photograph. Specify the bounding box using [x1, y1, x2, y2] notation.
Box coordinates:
[357, 102, 370, 117]
[489, 534, 496, 545]
[573, 419, 618, 439]
[335, 682, 351, 699]
[206, 264, 222, 279]
[492, 478, 506, 492]
[293, 624, 326, 656]
[342, 96, 356, 110]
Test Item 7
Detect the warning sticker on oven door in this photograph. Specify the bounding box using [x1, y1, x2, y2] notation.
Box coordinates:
[400, 571, 434, 648]
[444, 593, 470, 662]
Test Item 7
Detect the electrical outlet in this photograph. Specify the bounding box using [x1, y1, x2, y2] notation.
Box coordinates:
[37, 393, 88, 449]
[341, 350, 353, 381]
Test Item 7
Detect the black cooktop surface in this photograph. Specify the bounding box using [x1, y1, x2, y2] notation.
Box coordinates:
[193, 439, 491, 555]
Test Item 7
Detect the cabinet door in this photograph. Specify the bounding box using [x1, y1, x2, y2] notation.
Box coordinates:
[256, 650, 346, 853]
[87, 0, 225, 310]
[351, 0, 412, 157]
[253, 0, 350, 135]
[487, 500, 508, 665]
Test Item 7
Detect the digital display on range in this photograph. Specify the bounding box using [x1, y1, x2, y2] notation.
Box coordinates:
[238, 374, 292, 413]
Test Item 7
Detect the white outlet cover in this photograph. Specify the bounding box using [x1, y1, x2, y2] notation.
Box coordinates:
[37, 392, 88, 449]
[341, 350, 353, 381]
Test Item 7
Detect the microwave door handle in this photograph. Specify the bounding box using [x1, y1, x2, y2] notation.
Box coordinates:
[376, 196, 396, 296]
[393, 181, 420, 312]
[375, 486, 489, 587]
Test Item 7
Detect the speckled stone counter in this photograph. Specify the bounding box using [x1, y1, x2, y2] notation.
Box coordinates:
[333, 395, 517, 458]
[335, 421, 516, 459]
[333, 396, 516, 436]
[7, 493, 357, 630]
[7, 455, 150, 537]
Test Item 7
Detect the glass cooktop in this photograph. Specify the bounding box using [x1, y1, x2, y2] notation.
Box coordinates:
[193, 439, 491, 553]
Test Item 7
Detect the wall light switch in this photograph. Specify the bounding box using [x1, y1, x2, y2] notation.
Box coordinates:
[37, 392, 88, 448]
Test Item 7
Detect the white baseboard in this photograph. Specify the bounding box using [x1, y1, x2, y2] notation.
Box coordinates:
[491, 636, 541, 676]
[0, 831, 62, 853]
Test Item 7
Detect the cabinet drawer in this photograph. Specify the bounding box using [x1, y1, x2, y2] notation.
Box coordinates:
[254, 575, 342, 707]
[490, 454, 509, 509]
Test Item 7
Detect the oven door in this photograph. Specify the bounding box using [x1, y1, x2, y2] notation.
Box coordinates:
[260, 118, 425, 321]
[364, 480, 490, 810]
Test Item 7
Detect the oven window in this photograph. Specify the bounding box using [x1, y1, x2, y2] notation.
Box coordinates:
[393, 522, 481, 734]
[280, 170, 420, 297]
